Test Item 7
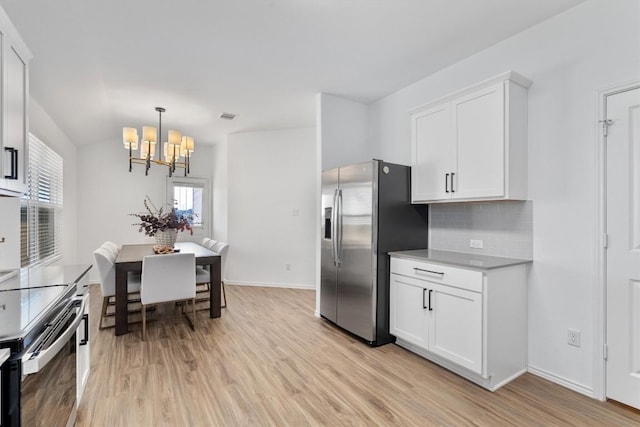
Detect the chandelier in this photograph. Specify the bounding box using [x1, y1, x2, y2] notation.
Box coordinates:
[122, 107, 195, 176]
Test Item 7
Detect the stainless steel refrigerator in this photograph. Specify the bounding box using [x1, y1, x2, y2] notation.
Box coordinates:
[321, 160, 428, 346]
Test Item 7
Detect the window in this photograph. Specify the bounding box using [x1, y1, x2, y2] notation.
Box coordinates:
[167, 176, 209, 238]
[21, 134, 63, 267]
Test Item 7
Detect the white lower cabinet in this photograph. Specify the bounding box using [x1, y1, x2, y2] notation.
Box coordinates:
[76, 276, 90, 405]
[389, 255, 527, 391]
[429, 283, 482, 374]
[390, 276, 429, 347]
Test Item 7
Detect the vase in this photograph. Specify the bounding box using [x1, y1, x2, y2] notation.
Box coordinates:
[155, 229, 178, 247]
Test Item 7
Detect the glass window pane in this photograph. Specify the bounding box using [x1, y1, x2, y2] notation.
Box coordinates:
[173, 185, 203, 227]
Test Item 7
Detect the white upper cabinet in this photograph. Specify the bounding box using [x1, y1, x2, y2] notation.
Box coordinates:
[411, 102, 453, 201]
[0, 7, 31, 197]
[0, 196, 20, 270]
[410, 71, 531, 203]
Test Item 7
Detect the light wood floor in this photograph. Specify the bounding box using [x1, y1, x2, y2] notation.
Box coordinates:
[78, 284, 640, 426]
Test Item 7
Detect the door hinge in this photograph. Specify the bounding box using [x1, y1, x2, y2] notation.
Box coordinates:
[603, 344, 608, 360]
[603, 233, 608, 248]
[600, 119, 613, 137]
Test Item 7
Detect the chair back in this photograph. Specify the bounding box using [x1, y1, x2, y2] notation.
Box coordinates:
[141, 253, 196, 305]
[211, 241, 228, 255]
[200, 237, 211, 247]
[101, 243, 118, 259]
[103, 241, 121, 253]
[93, 247, 116, 297]
[211, 242, 229, 280]
[206, 239, 219, 250]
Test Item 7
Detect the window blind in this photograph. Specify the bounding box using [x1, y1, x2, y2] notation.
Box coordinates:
[20, 134, 63, 267]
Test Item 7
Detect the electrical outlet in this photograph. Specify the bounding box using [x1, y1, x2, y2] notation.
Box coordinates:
[568, 329, 581, 347]
[469, 239, 483, 249]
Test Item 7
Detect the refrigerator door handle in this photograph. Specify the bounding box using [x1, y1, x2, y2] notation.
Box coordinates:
[332, 189, 339, 266]
[335, 189, 343, 266]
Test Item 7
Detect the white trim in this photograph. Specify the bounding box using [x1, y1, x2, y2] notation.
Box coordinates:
[528, 366, 593, 398]
[224, 280, 315, 290]
[407, 70, 531, 114]
[596, 79, 640, 402]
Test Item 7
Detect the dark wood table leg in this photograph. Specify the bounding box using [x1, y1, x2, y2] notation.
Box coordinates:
[115, 265, 129, 335]
[210, 258, 221, 318]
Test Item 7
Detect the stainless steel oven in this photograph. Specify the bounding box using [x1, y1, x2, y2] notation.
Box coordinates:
[1, 284, 83, 427]
[20, 297, 84, 427]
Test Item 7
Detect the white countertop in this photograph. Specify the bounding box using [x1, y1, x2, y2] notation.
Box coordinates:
[389, 249, 532, 270]
[0, 264, 91, 291]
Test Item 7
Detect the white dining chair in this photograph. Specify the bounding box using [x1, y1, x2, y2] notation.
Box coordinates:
[199, 237, 211, 247]
[140, 253, 196, 340]
[93, 247, 142, 329]
[195, 241, 229, 308]
[103, 241, 121, 254]
[205, 239, 218, 250]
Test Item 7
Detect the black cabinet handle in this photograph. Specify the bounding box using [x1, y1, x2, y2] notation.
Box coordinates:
[428, 289, 433, 311]
[413, 267, 444, 276]
[4, 147, 18, 180]
[445, 173, 449, 193]
[451, 172, 455, 193]
[422, 288, 427, 309]
[79, 313, 89, 346]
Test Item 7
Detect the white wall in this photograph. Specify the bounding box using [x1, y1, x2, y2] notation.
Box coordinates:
[227, 128, 316, 288]
[76, 139, 214, 282]
[317, 93, 371, 170]
[212, 138, 228, 242]
[369, 0, 640, 396]
[29, 98, 79, 265]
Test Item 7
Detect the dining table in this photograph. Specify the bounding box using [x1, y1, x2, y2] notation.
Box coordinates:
[114, 241, 221, 336]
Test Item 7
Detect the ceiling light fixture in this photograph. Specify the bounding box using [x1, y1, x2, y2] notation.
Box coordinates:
[122, 107, 195, 177]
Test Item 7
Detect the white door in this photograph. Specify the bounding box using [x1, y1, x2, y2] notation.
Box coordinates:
[606, 86, 640, 408]
[411, 102, 453, 202]
[429, 283, 483, 375]
[453, 83, 505, 199]
[389, 275, 429, 348]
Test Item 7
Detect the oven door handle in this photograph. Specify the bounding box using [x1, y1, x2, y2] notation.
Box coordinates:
[22, 298, 86, 375]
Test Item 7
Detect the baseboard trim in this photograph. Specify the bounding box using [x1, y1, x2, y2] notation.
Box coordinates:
[528, 366, 594, 398]
[224, 280, 315, 290]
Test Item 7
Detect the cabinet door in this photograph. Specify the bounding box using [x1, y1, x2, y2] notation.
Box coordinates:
[453, 83, 505, 199]
[0, 39, 28, 195]
[411, 102, 453, 202]
[76, 291, 90, 405]
[429, 283, 483, 374]
[389, 274, 428, 348]
[0, 197, 20, 270]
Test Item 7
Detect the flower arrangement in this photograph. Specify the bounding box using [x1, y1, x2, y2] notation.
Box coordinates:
[131, 196, 193, 237]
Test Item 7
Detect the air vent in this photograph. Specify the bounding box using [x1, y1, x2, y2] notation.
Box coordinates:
[219, 112, 236, 120]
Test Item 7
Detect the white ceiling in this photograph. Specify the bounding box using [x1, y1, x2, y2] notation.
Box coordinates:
[0, 0, 585, 146]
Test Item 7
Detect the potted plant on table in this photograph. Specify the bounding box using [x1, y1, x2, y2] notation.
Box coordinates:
[131, 196, 193, 250]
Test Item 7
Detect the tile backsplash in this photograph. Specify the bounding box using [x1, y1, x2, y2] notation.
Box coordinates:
[429, 201, 533, 260]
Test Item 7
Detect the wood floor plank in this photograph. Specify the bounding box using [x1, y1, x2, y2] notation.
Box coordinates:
[77, 284, 640, 426]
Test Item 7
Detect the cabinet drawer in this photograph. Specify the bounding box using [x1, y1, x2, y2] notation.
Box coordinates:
[390, 257, 483, 292]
